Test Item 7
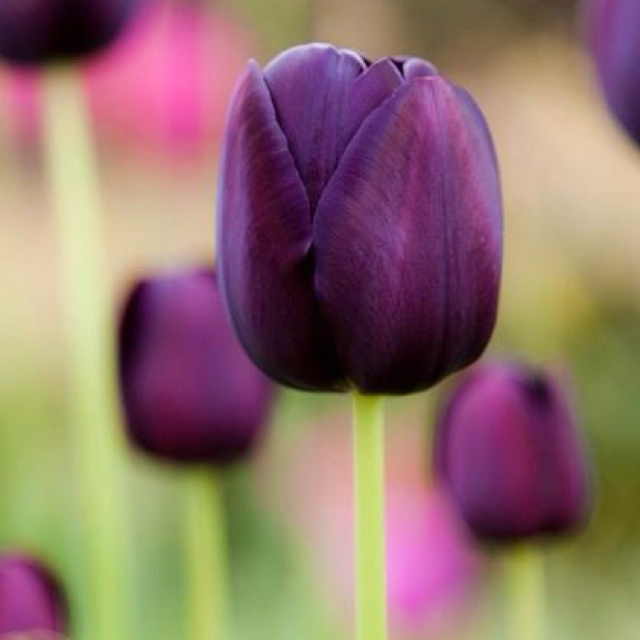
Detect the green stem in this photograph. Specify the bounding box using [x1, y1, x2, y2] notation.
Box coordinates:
[42, 67, 128, 640]
[184, 468, 229, 640]
[503, 544, 546, 640]
[352, 393, 387, 640]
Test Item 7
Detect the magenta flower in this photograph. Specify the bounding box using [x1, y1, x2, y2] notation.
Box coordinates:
[0, 553, 67, 635]
[584, 0, 640, 145]
[217, 44, 502, 394]
[0, 0, 139, 64]
[118, 267, 275, 464]
[434, 362, 592, 543]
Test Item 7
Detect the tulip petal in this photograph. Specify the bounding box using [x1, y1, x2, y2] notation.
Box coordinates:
[217, 61, 345, 391]
[314, 76, 502, 393]
[263, 44, 367, 210]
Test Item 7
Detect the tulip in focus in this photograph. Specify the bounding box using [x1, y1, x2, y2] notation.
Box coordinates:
[118, 267, 275, 464]
[217, 43, 502, 395]
[434, 362, 591, 543]
[0, 553, 67, 636]
[0, 0, 139, 65]
[584, 0, 640, 145]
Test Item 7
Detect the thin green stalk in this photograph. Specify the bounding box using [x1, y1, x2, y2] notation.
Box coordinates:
[503, 544, 546, 640]
[352, 393, 387, 640]
[42, 66, 127, 640]
[184, 468, 229, 640]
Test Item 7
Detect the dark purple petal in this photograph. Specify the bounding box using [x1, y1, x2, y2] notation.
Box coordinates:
[263, 44, 367, 210]
[119, 268, 276, 463]
[584, 0, 640, 144]
[217, 60, 345, 391]
[0, 554, 67, 634]
[313, 75, 502, 394]
[434, 363, 591, 543]
[0, 0, 139, 65]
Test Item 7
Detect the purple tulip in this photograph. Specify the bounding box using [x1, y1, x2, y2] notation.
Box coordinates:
[217, 43, 502, 395]
[584, 0, 640, 144]
[0, 0, 139, 65]
[0, 553, 67, 635]
[434, 362, 591, 543]
[118, 267, 276, 464]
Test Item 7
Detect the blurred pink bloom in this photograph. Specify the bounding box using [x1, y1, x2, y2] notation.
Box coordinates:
[0, 0, 253, 160]
[260, 413, 481, 636]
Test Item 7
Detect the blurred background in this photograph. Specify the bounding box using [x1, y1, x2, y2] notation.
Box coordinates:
[1, 0, 640, 638]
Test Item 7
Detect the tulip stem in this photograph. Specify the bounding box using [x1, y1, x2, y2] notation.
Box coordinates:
[184, 468, 229, 640]
[503, 544, 546, 640]
[352, 393, 387, 640]
[42, 67, 128, 640]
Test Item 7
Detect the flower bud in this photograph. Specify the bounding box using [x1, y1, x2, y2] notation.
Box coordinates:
[0, 553, 67, 635]
[584, 0, 640, 144]
[0, 0, 139, 65]
[118, 267, 276, 464]
[217, 43, 502, 395]
[434, 362, 591, 543]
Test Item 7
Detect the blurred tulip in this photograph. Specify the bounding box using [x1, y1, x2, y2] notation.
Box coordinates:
[584, 0, 640, 145]
[217, 43, 502, 395]
[0, 553, 67, 635]
[84, 0, 252, 158]
[0, 0, 139, 65]
[434, 362, 592, 543]
[118, 267, 275, 464]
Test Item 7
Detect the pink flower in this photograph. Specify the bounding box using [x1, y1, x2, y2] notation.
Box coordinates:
[0, 0, 253, 161]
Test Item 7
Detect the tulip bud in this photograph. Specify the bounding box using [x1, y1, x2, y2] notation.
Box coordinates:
[0, 0, 139, 65]
[118, 267, 275, 464]
[584, 0, 640, 145]
[217, 43, 502, 395]
[0, 553, 67, 635]
[434, 362, 591, 543]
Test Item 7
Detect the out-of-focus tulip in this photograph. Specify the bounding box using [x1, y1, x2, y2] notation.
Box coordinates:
[84, 0, 252, 158]
[0, 553, 67, 635]
[434, 362, 591, 543]
[584, 0, 640, 145]
[118, 267, 275, 464]
[0, 0, 139, 65]
[217, 43, 502, 395]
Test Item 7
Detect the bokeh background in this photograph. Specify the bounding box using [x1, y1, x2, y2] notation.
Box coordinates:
[1, 0, 639, 638]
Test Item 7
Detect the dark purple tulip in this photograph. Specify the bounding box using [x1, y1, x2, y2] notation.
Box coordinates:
[217, 43, 502, 395]
[434, 362, 591, 543]
[118, 267, 276, 464]
[584, 0, 640, 144]
[0, 553, 67, 635]
[0, 0, 138, 65]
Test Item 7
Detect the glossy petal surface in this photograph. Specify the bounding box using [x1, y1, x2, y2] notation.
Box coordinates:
[585, 0, 640, 143]
[0, 0, 137, 65]
[314, 76, 502, 393]
[434, 363, 591, 543]
[119, 268, 275, 463]
[217, 61, 345, 390]
[0, 554, 66, 634]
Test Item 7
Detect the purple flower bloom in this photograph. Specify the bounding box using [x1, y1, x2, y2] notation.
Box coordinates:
[217, 43, 502, 395]
[0, 0, 139, 65]
[0, 553, 67, 635]
[434, 362, 592, 543]
[118, 267, 275, 464]
[584, 0, 640, 144]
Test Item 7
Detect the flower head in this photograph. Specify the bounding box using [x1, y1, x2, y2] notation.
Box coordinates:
[0, 0, 139, 65]
[217, 44, 502, 395]
[0, 553, 67, 635]
[118, 267, 275, 464]
[434, 361, 592, 543]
